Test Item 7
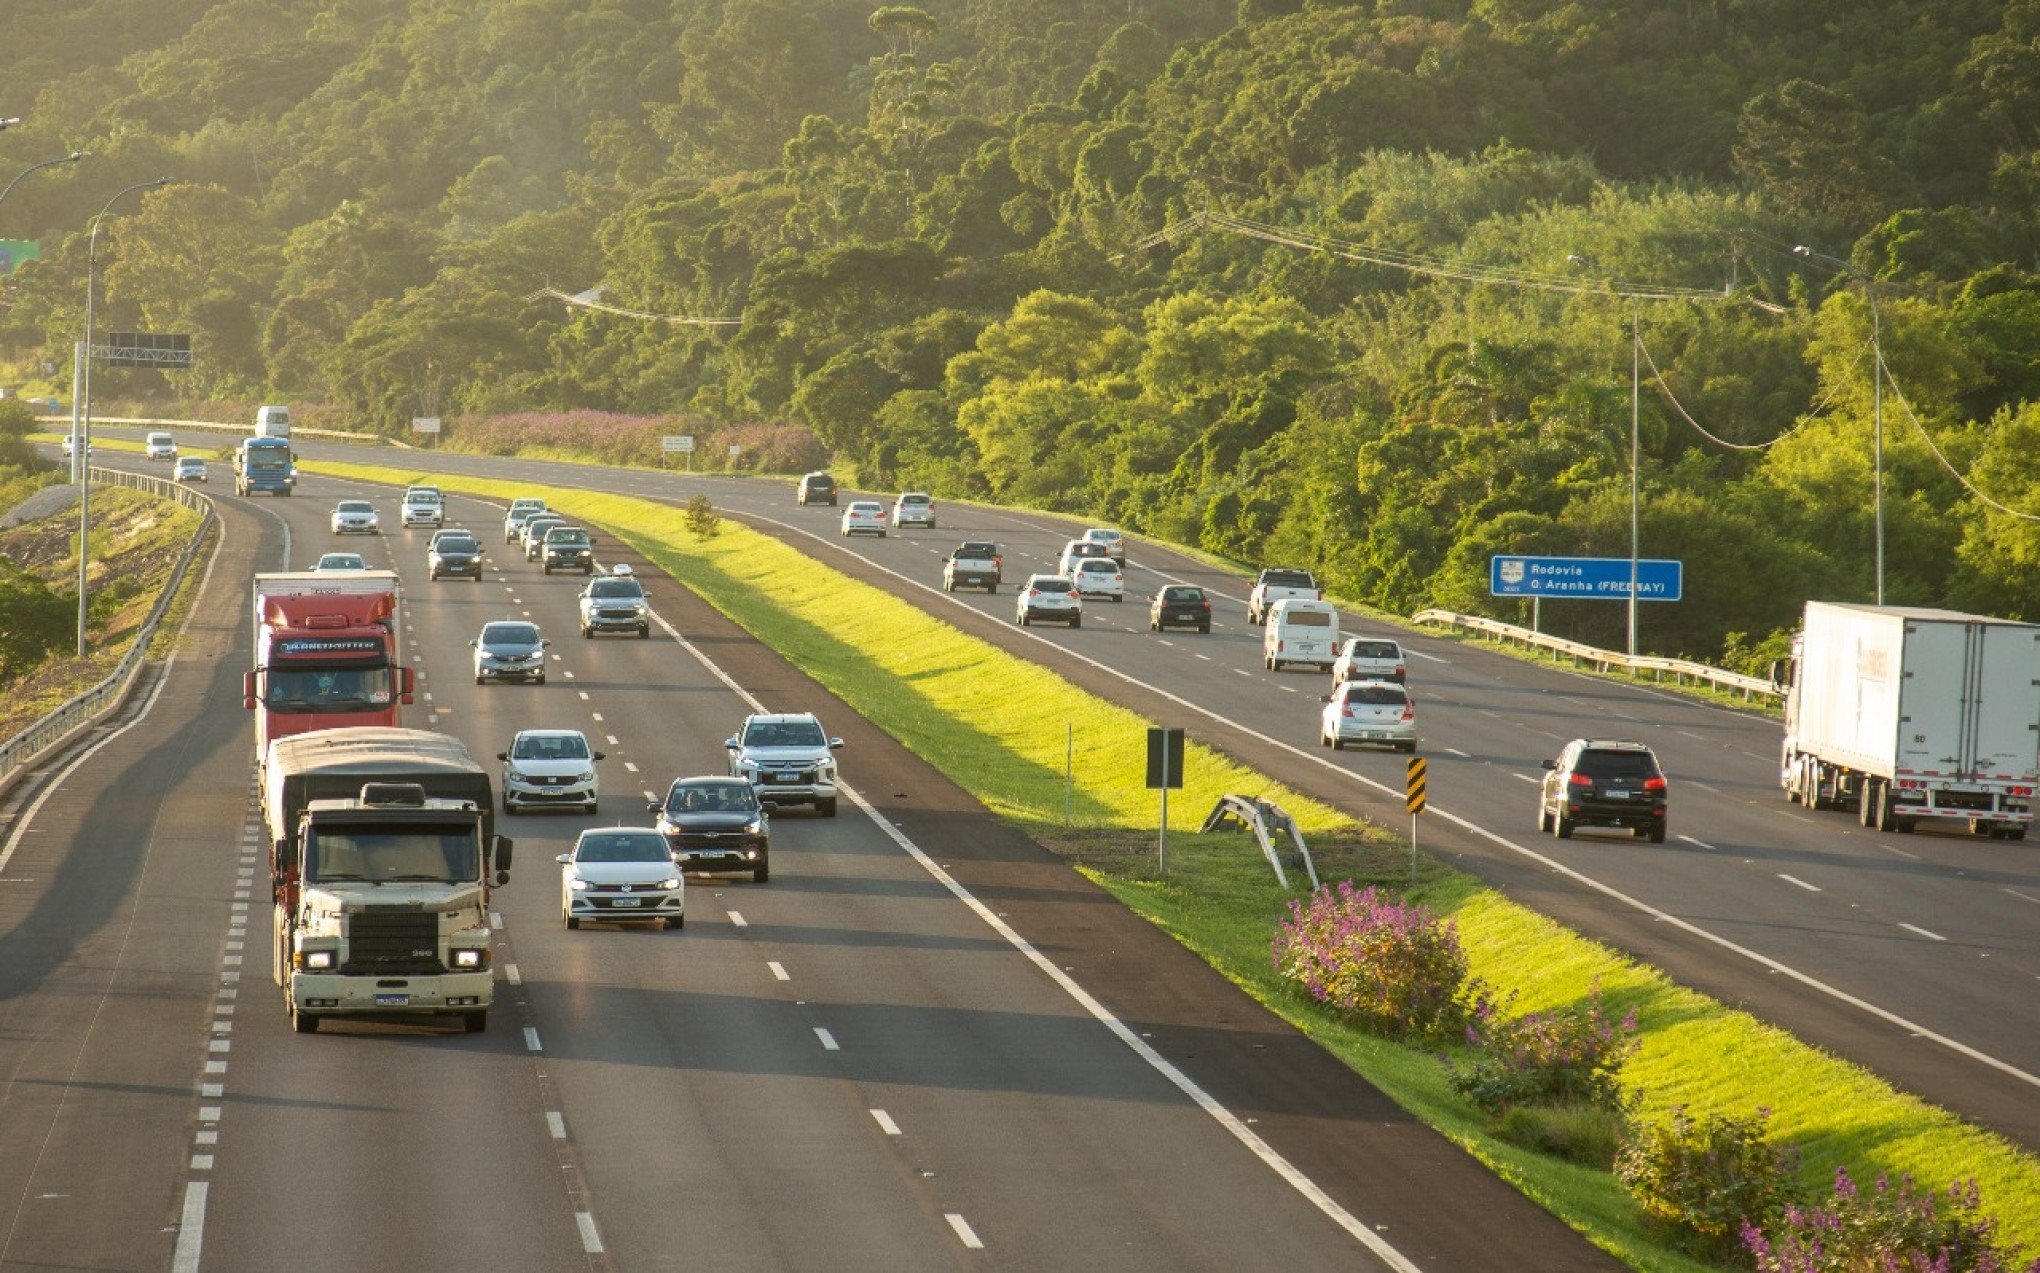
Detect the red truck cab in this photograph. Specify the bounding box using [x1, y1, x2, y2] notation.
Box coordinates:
[245, 572, 414, 761]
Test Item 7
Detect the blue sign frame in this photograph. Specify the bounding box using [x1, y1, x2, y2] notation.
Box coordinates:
[1490, 555, 1682, 601]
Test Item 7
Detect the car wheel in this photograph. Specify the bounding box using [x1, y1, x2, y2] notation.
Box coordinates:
[535, 673, 546, 685]
[1070, 615, 1081, 628]
[542, 564, 551, 575]
[1647, 822, 1667, 844]
[639, 625, 650, 639]
[1555, 813, 1575, 839]
[475, 675, 485, 685]
[985, 583, 996, 594]
[753, 863, 770, 883]
[666, 915, 685, 929]
[1019, 614, 1030, 626]
[819, 798, 837, 817]
[565, 916, 580, 930]
[581, 627, 592, 639]
[944, 579, 955, 592]
[1199, 623, 1210, 633]
[1536, 805, 1552, 834]
[1113, 595, 1122, 603]
[1264, 656, 1275, 671]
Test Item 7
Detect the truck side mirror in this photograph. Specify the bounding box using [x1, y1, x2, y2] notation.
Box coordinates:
[399, 666, 415, 704]
[492, 835, 514, 872]
[1540, 758, 1556, 770]
[242, 670, 257, 710]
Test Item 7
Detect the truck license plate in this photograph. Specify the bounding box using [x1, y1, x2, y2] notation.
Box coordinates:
[611, 898, 641, 908]
[375, 994, 409, 1006]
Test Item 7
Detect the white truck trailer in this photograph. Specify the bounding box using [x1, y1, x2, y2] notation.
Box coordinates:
[1778, 601, 2040, 837]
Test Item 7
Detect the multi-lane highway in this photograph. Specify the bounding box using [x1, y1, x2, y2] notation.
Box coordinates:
[1, 461, 1614, 1270]
[129, 429, 2040, 1154]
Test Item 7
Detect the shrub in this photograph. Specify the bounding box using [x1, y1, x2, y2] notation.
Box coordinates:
[1616, 1106, 1798, 1260]
[684, 496, 722, 539]
[1496, 1102, 1631, 1168]
[1270, 881, 1476, 1042]
[0, 564, 71, 680]
[1743, 1167, 2040, 1273]
[1449, 985, 1640, 1114]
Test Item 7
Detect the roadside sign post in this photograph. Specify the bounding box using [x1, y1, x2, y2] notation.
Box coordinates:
[726, 442, 741, 472]
[411, 416, 441, 449]
[1146, 727, 1185, 874]
[1405, 756, 1428, 885]
[662, 434, 695, 472]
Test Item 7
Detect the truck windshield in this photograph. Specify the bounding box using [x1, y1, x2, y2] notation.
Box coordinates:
[263, 663, 395, 713]
[303, 822, 480, 884]
[245, 451, 290, 472]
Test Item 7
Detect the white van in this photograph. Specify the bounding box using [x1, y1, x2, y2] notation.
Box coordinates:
[144, 431, 176, 460]
[254, 405, 292, 439]
[1264, 598, 1340, 672]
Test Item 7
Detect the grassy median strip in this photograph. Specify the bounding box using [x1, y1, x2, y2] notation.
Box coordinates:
[305, 458, 2040, 1268]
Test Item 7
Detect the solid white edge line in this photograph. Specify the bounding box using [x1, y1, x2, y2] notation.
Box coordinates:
[169, 1181, 208, 1273]
[945, 1213, 984, 1250]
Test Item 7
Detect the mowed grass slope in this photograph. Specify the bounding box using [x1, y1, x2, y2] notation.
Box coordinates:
[307, 458, 2040, 1269]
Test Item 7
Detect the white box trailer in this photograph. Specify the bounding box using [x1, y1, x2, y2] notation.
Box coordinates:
[1779, 601, 2040, 837]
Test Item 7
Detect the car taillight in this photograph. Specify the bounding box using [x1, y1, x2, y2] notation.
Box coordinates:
[1276, 640, 1285, 651]
[993, 555, 1002, 566]
[1026, 588, 1038, 597]
[1394, 664, 1406, 678]
[1399, 703, 1414, 721]
[1569, 773, 1594, 788]
[1340, 705, 1355, 717]
[1644, 776, 1668, 792]
[1199, 602, 1210, 612]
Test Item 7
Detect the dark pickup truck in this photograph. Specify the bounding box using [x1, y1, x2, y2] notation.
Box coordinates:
[943, 542, 1002, 593]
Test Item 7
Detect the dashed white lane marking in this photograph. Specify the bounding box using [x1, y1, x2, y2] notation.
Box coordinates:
[1279, 685, 1297, 693]
[1444, 747, 1470, 758]
[199, 1105, 222, 1122]
[1194, 653, 1211, 661]
[1900, 923, 1947, 942]
[1510, 773, 1538, 784]
[1678, 834, 1719, 852]
[505, 963, 522, 986]
[488, 912, 504, 930]
[546, 1112, 566, 1140]
[623, 762, 639, 774]
[1156, 639, 1173, 647]
[577, 691, 589, 700]
[727, 911, 748, 928]
[814, 1027, 840, 1051]
[1778, 874, 1821, 892]
[870, 1108, 902, 1136]
[170, 1181, 208, 1273]
[2004, 888, 2040, 905]
[945, 1214, 984, 1250]
[1677, 729, 1705, 740]
[605, 735, 619, 746]
[768, 961, 789, 981]
[564, 670, 576, 679]
[1878, 843, 1921, 861]
[523, 1027, 543, 1052]
[575, 1213, 604, 1254]
[590, 712, 603, 722]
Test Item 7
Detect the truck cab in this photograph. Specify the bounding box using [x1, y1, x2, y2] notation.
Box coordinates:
[235, 436, 296, 496]
[245, 571, 413, 757]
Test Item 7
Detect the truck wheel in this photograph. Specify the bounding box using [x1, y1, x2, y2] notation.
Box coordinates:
[1896, 818, 1916, 834]
[462, 1011, 488, 1034]
[1858, 781, 1876, 827]
[1873, 781, 1898, 833]
[666, 914, 686, 929]
[985, 583, 996, 594]
[291, 1005, 320, 1034]
[273, 911, 289, 988]
[819, 798, 837, 817]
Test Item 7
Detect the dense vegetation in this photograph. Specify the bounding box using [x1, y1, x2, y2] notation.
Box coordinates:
[6, 0, 2040, 661]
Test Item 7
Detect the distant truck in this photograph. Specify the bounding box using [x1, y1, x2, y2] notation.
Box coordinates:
[1247, 568, 1322, 625]
[234, 435, 295, 495]
[254, 404, 293, 439]
[943, 541, 1002, 593]
[1777, 601, 2040, 837]
[263, 728, 508, 1034]
[246, 571, 412, 761]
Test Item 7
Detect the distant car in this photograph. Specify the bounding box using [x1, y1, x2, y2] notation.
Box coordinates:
[840, 500, 888, 537]
[540, 525, 596, 575]
[579, 574, 650, 638]
[1248, 567, 1321, 625]
[1149, 585, 1211, 633]
[557, 827, 683, 930]
[499, 728, 604, 815]
[797, 472, 839, 506]
[503, 497, 548, 542]
[1079, 527, 1125, 565]
[725, 712, 843, 817]
[1538, 739, 1668, 843]
[329, 499, 380, 535]
[1057, 540, 1112, 576]
[144, 431, 177, 461]
[942, 541, 1002, 593]
[521, 515, 567, 559]
[651, 777, 771, 882]
[1016, 574, 1082, 628]
[401, 486, 444, 529]
[427, 530, 484, 580]
[470, 620, 549, 684]
[1333, 637, 1408, 684]
[59, 436, 91, 458]
[892, 492, 936, 528]
[1320, 680, 1417, 753]
[173, 457, 208, 484]
[1070, 556, 1125, 602]
[312, 553, 368, 572]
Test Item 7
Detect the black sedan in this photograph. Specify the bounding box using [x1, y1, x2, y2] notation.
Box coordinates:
[428, 531, 484, 580]
[650, 777, 771, 883]
[1149, 585, 1213, 633]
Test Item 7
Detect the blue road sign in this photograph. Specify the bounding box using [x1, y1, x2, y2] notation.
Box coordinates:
[1490, 555, 1682, 601]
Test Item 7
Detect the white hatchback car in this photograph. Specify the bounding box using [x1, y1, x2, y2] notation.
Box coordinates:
[557, 827, 683, 930]
[1057, 539, 1113, 576]
[892, 492, 936, 528]
[1070, 556, 1125, 602]
[841, 500, 888, 536]
[330, 499, 380, 534]
[312, 552, 368, 572]
[1016, 574, 1082, 627]
[1320, 679, 1417, 753]
[1079, 527, 1125, 565]
[499, 728, 605, 814]
[1332, 636, 1409, 684]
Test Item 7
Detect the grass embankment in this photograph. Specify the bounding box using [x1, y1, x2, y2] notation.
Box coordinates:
[304, 458, 2039, 1269]
[0, 483, 208, 740]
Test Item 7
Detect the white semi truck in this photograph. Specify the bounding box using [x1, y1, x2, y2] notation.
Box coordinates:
[1777, 601, 2040, 838]
[264, 728, 511, 1033]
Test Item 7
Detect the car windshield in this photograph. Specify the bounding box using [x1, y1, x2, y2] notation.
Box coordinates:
[1346, 641, 1400, 659]
[900, 494, 931, 505]
[1084, 530, 1120, 542]
[481, 623, 539, 646]
[526, 521, 562, 537]
[805, 474, 835, 487]
[1345, 684, 1409, 706]
[849, 502, 881, 513]
[1034, 578, 1074, 593]
[337, 502, 372, 514]
[303, 821, 480, 883]
[263, 663, 393, 712]
[744, 719, 827, 748]
[436, 536, 478, 552]
[669, 783, 759, 813]
[1077, 560, 1115, 573]
[574, 833, 671, 864]
[1577, 750, 1659, 779]
[511, 500, 545, 512]
[512, 734, 588, 761]
[588, 580, 642, 599]
[545, 529, 589, 545]
[316, 555, 365, 570]
[959, 543, 996, 556]
[1162, 587, 1204, 602]
[1263, 570, 1314, 587]
[1282, 609, 1334, 627]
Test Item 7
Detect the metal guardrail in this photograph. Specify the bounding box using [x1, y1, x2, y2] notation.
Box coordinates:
[0, 466, 218, 796]
[32, 413, 403, 446]
[1201, 794, 1319, 890]
[1411, 609, 1780, 701]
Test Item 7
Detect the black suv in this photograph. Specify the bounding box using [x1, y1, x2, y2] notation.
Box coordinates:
[797, 472, 838, 506]
[1537, 739, 1668, 842]
[1149, 585, 1212, 633]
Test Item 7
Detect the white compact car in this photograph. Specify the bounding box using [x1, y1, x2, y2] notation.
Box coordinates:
[1070, 556, 1125, 602]
[174, 457, 208, 483]
[892, 492, 936, 528]
[1332, 637, 1409, 684]
[312, 553, 367, 572]
[500, 728, 604, 814]
[401, 487, 444, 528]
[330, 499, 380, 534]
[1320, 679, 1417, 753]
[841, 500, 888, 537]
[558, 827, 683, 930]
[1015, 574, 1082, 628]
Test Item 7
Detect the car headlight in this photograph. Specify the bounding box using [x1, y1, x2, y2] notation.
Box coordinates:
[567, 876, 590, 891]
[659, 877, 681, 891]
[450, 947, 488, 969]
[298, 949, 336, 970]
[743, 819, 765, 835]
[576, 770, 595, 783]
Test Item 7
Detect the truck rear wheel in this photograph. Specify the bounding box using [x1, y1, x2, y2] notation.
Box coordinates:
[462, 1011, 488, 1034]
[1872, 781, 1898, 833]
[291, 1005, 319, 1033]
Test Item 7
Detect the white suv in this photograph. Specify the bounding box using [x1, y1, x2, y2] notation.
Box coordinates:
[402, 487, 444, 528]
[1320, 680, 1417, 753]
[1070, 557, 1124, 602]
[726, 713, 843, 816]
[499, 728, 605, 814]
[892, 492, 936, 528]
[1016, 574, 1082, 628]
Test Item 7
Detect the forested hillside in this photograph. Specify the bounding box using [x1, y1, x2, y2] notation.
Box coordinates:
[6, 0, 2040, 661]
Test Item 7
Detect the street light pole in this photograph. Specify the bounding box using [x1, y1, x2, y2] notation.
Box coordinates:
[0, 151, 87, 213]
[75, 176, 170, 656]
[1794, 245, 1884, 606]
[1569, 254, 1644, 655]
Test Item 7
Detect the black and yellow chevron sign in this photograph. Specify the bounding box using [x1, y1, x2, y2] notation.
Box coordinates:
[1405, 756, 1428, 814]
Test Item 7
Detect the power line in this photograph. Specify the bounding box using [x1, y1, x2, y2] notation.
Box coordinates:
[1878, 349, 2040, 523]
[1635, 328, 1831, 452]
